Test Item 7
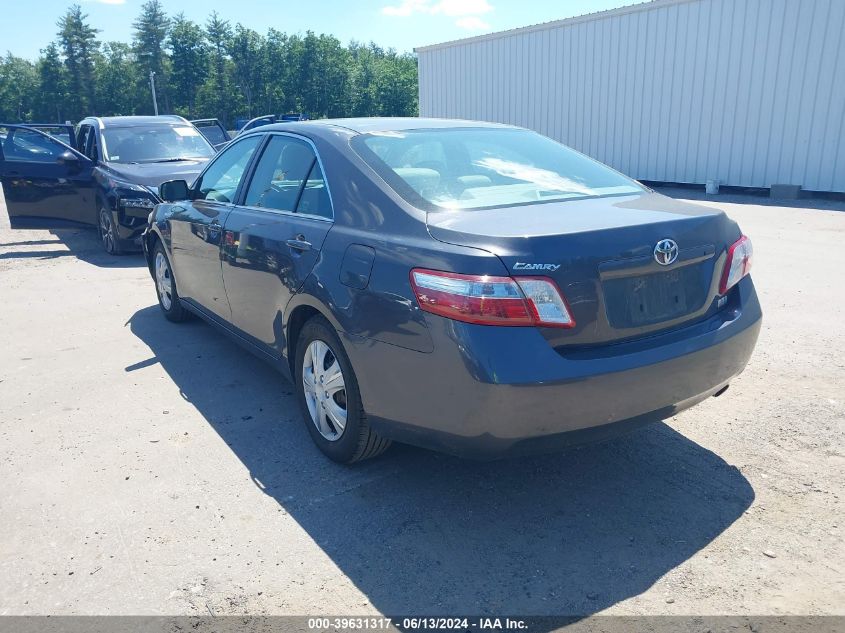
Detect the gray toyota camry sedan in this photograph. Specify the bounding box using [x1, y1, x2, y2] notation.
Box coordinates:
[143, 118, 761, 463]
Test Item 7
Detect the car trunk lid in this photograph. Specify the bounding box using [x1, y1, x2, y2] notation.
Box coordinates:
[426, 192, 740, 348]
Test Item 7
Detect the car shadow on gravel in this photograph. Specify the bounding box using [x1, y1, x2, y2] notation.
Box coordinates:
[129, 305, 755, 618]
[0, 228, 145, 268]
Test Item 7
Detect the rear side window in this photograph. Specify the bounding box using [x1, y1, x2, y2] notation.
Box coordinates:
[196, 136, 262, 202]
[244, 135, 332, 219]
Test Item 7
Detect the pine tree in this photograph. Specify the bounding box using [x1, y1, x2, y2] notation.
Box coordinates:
[96, 42, 138, 116]
[169, 14, 209, 116]
[227, 25, 263, 118]
[203, 11, 233, 124]
[0, 54, 38, 122]
[8, 9, 420, 123]
[57, 4, 99, 119]
[133, 0, 171, 113]
[36, 43, 68, 121]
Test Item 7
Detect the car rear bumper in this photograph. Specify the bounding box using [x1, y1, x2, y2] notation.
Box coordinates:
[340, 276, 762, 458]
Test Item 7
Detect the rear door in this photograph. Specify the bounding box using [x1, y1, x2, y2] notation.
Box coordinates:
[221, 133, 334, 352]
[0, 125, 95, 227]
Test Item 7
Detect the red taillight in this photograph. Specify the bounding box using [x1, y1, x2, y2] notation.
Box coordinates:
[719, 235, 754, 294]
[410, 269, 575, 328]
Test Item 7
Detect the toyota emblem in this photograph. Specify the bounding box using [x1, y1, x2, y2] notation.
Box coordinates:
[654, 239, 679, 266]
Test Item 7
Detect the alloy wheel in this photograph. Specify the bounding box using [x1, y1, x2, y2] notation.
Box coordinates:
[302, 339, 348, 441]
[99, 210, 115, 253]
[155, 251, 173, 311]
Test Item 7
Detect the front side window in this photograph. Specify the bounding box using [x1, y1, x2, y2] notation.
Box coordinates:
[76, 125, 92, 153]
[244, 135, 332, 218]
[85, 130, 99, 162]
[196, 135, 262, 203]
[101, 124, 215, 164]
[352, 128, 644, 212]
[0, 127, 67, 163]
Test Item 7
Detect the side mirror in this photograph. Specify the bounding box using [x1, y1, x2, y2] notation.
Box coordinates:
[159, 179, 190, 202]
[56, 150, 79, 166]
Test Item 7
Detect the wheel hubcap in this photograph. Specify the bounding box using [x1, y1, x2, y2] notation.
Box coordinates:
[302, 340, 347, 441]
[100, 211, 114, 252]
[155, 252, 173, 310]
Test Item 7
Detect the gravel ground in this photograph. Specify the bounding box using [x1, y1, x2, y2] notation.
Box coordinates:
[0, 186, 842, 616]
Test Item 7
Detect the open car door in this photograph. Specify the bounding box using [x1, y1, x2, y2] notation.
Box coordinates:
[18, 123, 77, 148]
[0, 124, 96, 228]
[190, 119, 231, 152]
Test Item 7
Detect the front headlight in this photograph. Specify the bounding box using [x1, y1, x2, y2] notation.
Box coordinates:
[112, 183, 159, 218]
[109, 176, 147, 192]
[109, 176, 160, 204]
[120, 197, 157, 209]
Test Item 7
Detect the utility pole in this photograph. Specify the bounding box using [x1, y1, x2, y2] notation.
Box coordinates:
[149, 71, 159, 116]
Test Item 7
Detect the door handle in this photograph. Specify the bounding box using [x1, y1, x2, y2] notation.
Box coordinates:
[286, 235, 312, 252]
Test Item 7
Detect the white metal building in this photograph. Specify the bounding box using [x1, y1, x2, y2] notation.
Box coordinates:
[416, 0, 845, 193]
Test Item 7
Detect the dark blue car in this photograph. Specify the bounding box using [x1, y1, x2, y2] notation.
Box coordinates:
[143, 118, 761, 463]
[0, 116, 216, 253]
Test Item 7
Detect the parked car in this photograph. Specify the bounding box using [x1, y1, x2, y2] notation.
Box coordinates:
[0, 115, 217, 253]
[191, 118, 231, 151]
[143, 118, 761, 464]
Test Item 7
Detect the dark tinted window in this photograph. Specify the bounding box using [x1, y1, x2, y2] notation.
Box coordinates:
[84, 129, 99, 162]
[0, 127, 66, 162]
[76, 125, 91, 153]
[244, 135, 332, 218]
[195, 123, 227, 146]
[32, 126, 73, 147]
[296, 161, 331, 218]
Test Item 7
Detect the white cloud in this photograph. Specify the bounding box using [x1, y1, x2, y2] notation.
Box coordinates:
[381, 0, 493, 30]
[455, 15, 491, 30]
[381, 0, 430, 16]
[431, 0, 492, 17]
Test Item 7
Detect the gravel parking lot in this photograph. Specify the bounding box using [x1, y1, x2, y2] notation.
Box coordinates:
[0, 186, 843, 617]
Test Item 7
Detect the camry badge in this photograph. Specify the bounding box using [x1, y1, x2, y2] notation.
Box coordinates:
[513, 262, 561, 272]
[653, 239, 679, 266]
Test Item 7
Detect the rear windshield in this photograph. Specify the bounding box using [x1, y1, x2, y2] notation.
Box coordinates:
[352, 128, 644, 211]
[102, 124, 215, 164]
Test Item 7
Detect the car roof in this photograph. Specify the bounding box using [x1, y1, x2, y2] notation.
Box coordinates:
[83, 115, 191, 129]
[250, 117, 518, 136]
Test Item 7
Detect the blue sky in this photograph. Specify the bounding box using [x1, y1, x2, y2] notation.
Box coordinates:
[4, 0, 632, 60]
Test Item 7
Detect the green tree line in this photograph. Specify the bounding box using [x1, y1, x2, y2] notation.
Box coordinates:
[0, 2, 419, 126]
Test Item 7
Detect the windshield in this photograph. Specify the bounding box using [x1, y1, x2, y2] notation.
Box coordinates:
[102, 125, 215, 164]
[352, 127, 644, 211]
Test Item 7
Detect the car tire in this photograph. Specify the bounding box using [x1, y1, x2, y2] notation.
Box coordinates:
[152, 242, 189, 323]
[99, 208, 122, 255]
[295, 315, 391, 463]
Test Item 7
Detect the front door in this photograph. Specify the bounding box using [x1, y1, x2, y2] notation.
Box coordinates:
[168, 134, 263, 322]
[221, 133, 334, 353]
[0, 125, 95, 227]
